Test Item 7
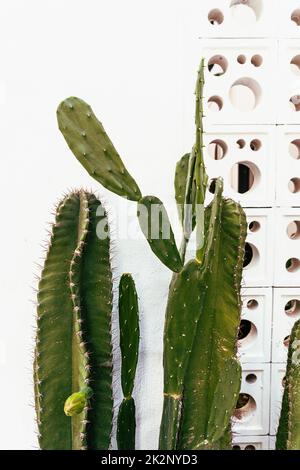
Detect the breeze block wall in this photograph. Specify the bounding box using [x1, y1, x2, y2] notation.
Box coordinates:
[196, 0, 300, 450]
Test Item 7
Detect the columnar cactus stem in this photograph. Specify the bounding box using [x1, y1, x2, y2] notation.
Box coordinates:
[276, 320, 300, 450]
[34, 190, 113, 450]
[117, 274, 140, 450]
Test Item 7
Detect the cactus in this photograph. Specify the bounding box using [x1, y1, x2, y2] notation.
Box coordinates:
[276, 319, 300, 450]
[57, 97, 141, 202]
[159, 179, 247, 449]
[137, 196, 183, 272]
[117, 273, 140, 450]
[57, 100, 181, 273]
[34, 190, 113, 450]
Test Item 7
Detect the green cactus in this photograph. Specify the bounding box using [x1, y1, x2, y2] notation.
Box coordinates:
[117, 273, 140, 450]
[57, 99, 181, 273]
[137, 196, 183, 272]
[276, 319, 300, 450]
[57, 97, 141, 202]
[34, 190, 113, 450]
[159, 178, 247, 449]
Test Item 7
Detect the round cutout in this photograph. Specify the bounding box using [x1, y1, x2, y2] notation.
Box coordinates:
[230, 1, 263, 24]
[208, 95, 223, 112]
[286, 258, 300, 273]
[208, 9, 224, 26]
[245, 445, 256, 450]
[283, 335, 290, 348]
[291, 55, 300, 76]
[229, 77, 262, 111]
[208, 139, 228, 160]
[250, 139, 262, 151]
[246, 374, 257, 384]
[233, 445, 241, 450]
[291, 9, 300, 26]
[243, 243, 259, 269]
[247, 299, 258, 309]
[288, 178, 300, 193]
[234, 394, 257, 421]
[237, 54, 247, 64]
[249, 221, 261, 232]
[251, 54, 263, 67]
[285, 299, 300, 317]
[289, 140, 300, 159]
[208, 55, 228, 76]
[237, 139, 246, 149]
[238, 320, 257, 348]
[230, 161, 260, 194]
[289, 95, 300, 111]
[209, 178, 217, 194]
[287, 221, 300, 240]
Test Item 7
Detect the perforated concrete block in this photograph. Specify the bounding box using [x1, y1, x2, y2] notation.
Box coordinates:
[279, 2, 300, 39]
[269, 363, 286, 436]
[273, 209, 300, 287]
[203, 125, 276, 208]
[239, 287, 272, 364]
[272, 288, 300, 363]
[232, 364, 271, 436]
[242, 208, 274, 287]
[278, 41, 300, 124]
[199, 1, 277, 39]
[276, 126, 300, 206]
[232, 434, 270, 450]
[201, 39, 277, 125]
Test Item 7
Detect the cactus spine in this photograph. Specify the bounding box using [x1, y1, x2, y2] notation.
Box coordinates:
[276, 319, 300, 450]
[117, 274, 140, 450]
[34, 190, 113, 450]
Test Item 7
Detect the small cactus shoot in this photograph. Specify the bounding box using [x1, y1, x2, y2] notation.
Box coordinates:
[117, 273, 140, 450]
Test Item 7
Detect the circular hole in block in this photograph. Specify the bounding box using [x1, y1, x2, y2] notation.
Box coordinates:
[286, 258, 300, 273]
[229, 77, 262, 111]
[237, 138, 246, 149]
[290, 55, 300, 76]
[283, 335, 290, 348]
[250, 139, 262, 151]
[247, 299, 259, 309]
[208, 139, 228, 160]
[287, 221, 300, 240]
[285, 299, 300, 317]
[237, 54, 247, 64]
[208, 95, 223, 112]
[230, 161, 260, 194]
[251, 54, 263, 67]
[233, 445, 241, 450]
[249, 221, 261, 232]
[243, 243, 259, 269]
[282, 376, 287, 388]
[289, 95, 300, 112]
[246, 374, 257, 384]
[208, 55, 228, 76]
[234, 393, 257, 421]
[288, 177, 300, 193]
[291, 9, 300, 26]
[245, 445, 256, 450]
[208, 8, 224, 25]
[208, 178, 217, 194]
[238, 320, 257, 347]
[230, 1, 263, 24]
[289, 140, 300, 159]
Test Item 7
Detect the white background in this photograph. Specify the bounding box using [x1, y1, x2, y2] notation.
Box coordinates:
[0, 0, 204, 449]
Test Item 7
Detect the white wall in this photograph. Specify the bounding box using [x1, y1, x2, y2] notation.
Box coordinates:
[0, 0, 203, 450]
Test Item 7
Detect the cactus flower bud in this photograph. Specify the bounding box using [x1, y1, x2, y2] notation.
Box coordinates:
[64, 387, 93, 417]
